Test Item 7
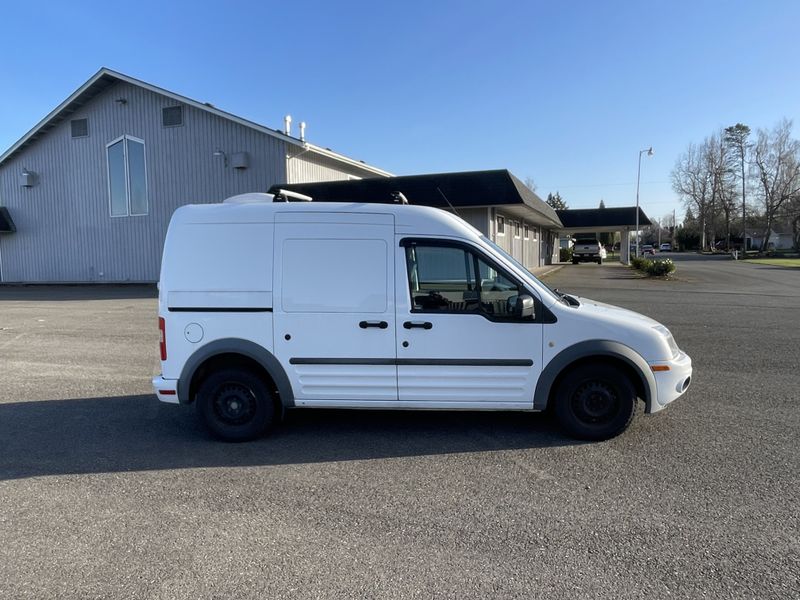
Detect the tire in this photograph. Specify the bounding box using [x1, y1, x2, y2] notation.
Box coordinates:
[597, 257, 603, 265]
[554, 364, 637, 440]
[195, 367, 276, 442]
[572, 259, 579, 265]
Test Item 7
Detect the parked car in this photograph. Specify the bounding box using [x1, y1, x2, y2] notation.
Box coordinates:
[572, 238, 607, 264]
[641, 245, 656, 255]
[660, 243, 672, 252]
[152, 193, 692, 442]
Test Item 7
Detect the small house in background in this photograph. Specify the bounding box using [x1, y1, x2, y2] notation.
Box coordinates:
[0, 68, 391, 283]
[744, 227, 794, 251]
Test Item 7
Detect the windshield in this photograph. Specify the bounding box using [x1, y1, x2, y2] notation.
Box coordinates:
[479, 235, 561, 302]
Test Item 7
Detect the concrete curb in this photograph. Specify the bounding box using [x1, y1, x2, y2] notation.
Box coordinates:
[532, 265, 564, 279]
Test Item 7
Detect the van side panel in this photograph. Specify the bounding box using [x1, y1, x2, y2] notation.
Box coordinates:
[162, 222, 273, 299]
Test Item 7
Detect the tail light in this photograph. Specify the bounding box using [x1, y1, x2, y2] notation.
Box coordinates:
[159, 317, 167, 360]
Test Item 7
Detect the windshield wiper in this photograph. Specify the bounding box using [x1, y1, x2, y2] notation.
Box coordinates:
[553, 288, 580, 307]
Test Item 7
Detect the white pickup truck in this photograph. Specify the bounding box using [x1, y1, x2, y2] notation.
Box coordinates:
[572, 238, 607, 264]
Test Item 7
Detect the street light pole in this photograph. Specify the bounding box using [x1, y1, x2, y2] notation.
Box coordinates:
[635, 146, 654, 258]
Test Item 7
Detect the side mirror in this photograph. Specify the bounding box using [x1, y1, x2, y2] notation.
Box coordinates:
[513, 294, 535, 319]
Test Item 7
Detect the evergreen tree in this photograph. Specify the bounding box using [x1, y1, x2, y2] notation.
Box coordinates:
[546, 192, 568, 210]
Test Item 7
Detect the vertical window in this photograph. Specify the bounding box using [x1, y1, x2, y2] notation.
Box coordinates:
[106, 135, 148, 217]
[514, 222, 521, 238]
[107, 139, 127, 217]
[524, 225, 530, 240]
[496, 215, 505, 236]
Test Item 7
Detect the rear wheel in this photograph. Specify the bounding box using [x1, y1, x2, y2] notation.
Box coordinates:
[572, 259, 579, 265]
[554, 364, 637, 440]
[195, 367, 275, 442]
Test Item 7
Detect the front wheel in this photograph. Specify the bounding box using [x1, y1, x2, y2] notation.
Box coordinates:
[195, 368, 276, 442]
[554, 364, 637, 440]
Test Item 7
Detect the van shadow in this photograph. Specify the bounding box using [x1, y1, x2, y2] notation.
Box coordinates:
[0, 396, 579, 481]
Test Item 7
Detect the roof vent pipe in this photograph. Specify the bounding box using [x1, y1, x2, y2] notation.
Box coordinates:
[299, 121, 306, 142]
[284, 115, 292, 136]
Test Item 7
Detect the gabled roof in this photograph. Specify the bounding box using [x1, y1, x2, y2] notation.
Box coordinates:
[0, 68, 392, 176]
[556, 207, 651, 229]
[270, 169, 563, 229]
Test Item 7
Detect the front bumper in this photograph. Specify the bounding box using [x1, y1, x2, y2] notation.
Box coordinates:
[152, 375, 180, 404]
[648, 351, 692, 413]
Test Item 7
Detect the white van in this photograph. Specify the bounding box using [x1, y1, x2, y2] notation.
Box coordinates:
[152, 193, 692, 441]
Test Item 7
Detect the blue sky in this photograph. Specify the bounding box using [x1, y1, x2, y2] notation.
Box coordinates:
[2, 0, 799, 222]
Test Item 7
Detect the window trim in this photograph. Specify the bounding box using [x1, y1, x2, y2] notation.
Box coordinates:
[496, 215, 505, 236]
[106, 134, 148, 218]
[399, 237, 553, 324]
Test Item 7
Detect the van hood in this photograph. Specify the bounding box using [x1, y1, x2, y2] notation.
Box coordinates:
[549, 295, 675, 362]
[573, 296, 660, 328]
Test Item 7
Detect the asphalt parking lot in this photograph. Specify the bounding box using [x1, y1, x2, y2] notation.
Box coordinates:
[1, 255, 798, 599]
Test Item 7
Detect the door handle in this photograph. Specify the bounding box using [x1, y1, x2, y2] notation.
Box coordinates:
[359, 320, 389, 329]
[403, 321, 433, 330]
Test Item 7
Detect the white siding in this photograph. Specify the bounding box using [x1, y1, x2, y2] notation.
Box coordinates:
[287, 153, 380, 183]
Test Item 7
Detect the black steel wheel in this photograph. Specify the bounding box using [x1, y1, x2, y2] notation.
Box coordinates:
[195, 368, 275, 442]
[554, 364, 637, 440]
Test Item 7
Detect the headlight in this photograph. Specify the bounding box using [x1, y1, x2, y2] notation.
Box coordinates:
[653, 325, 680, 357]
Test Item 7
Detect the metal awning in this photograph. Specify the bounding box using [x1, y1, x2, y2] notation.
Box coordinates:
[556, 207, 651, 233]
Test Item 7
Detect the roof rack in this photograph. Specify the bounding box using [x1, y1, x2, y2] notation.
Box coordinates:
[272, 189, 313, 202]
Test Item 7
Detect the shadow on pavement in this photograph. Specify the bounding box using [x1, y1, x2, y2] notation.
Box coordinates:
[0, 395, 576, 480]
[0, 284, 157, 302]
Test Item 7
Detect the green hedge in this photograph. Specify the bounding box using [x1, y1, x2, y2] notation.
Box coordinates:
[631, 256, 675, 277]
[560, 247, 573, 262]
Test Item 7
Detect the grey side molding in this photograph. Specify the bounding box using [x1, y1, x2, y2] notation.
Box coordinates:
[178, 338, 295, 408]
[533, 340, 656, 413]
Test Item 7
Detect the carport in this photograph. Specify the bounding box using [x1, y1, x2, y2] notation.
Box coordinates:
[555, 207, 652, 264]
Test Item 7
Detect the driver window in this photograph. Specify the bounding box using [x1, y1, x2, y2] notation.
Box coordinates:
[406, 245, 478, 312]
[405, 243, 530, 319]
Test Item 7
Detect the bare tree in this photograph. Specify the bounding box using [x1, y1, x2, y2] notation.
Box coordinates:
[751, 119, 800, 251]
[672, 142, 713, 250]
[524, 177, 537, 193]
